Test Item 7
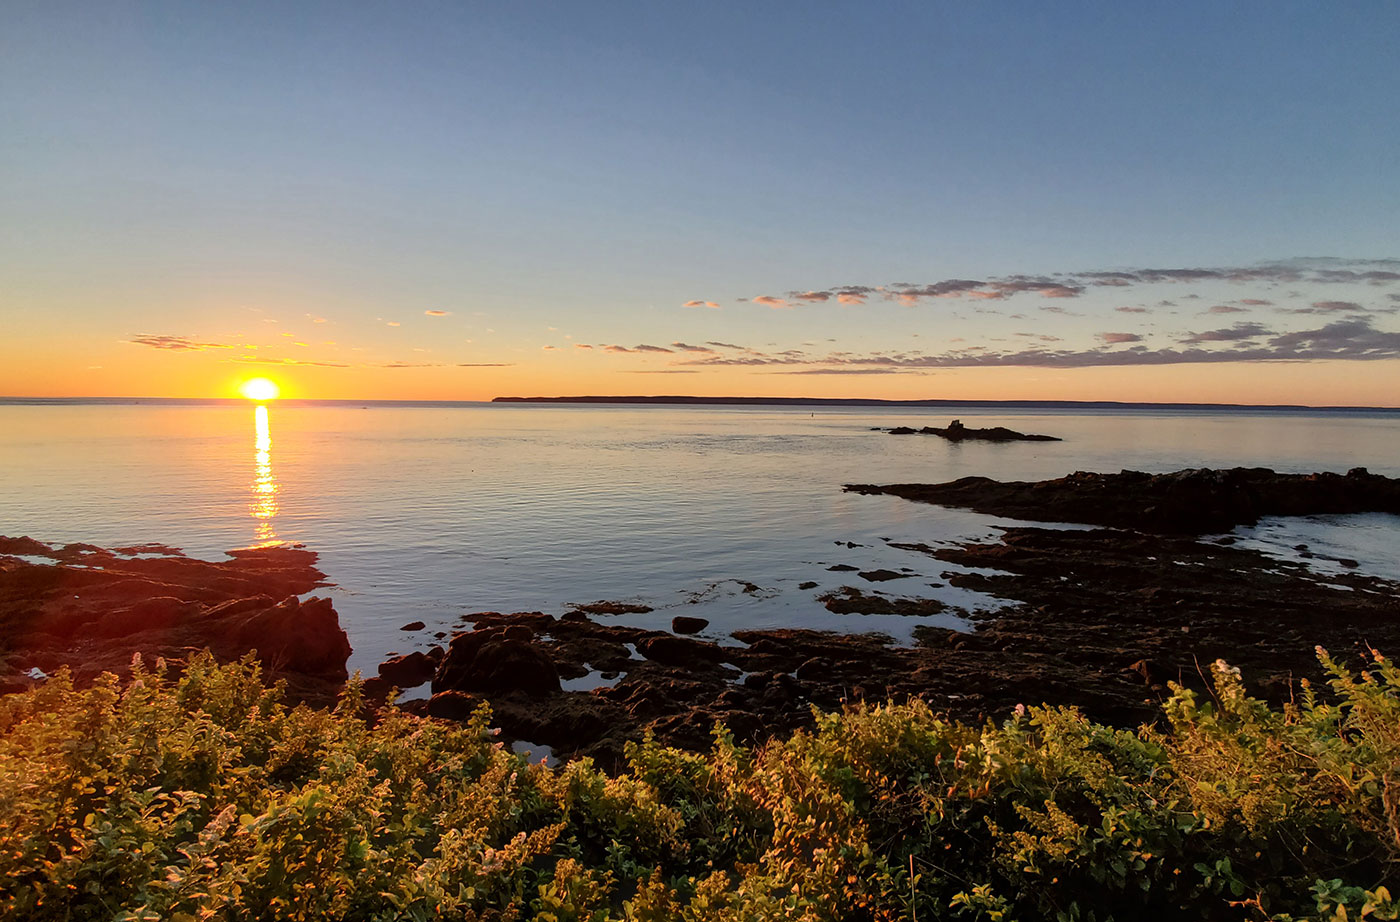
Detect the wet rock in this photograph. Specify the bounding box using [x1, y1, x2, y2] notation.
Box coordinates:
[427, 690, 483, 721]
[858, 569, 906, 582]
[798, 581, 819, 590]
[672, 615, 709, 634]
[571, 600, 653, 615]
[378, 650, 436, 688]
[636, 634, 724, 667]
[504, 624, 534, 642]
[435, 634, 560, 696]
[826, 564, 859, 572]
[818, 587, 947, 616]
[400, 620, 426, 631]
[847, 467, 1400, 534]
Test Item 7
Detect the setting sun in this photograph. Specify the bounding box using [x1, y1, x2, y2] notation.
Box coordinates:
[239, 377, 280, 402]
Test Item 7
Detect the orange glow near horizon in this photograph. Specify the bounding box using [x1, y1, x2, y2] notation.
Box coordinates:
[239, 377, 281, 402]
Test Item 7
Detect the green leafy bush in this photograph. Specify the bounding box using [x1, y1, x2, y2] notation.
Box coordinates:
[1, 649, 1396, 920]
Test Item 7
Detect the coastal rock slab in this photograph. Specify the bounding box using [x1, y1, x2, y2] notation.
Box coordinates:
[847, 467, 1400, 534]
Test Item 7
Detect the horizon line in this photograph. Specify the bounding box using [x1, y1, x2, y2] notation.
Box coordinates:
[2, 394, 1399, 412]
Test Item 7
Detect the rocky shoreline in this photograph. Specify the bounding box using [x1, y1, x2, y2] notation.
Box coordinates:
[0, 537, 349, 704]
[5, 466, 1399, 772]
[848, 465, 1400, 533]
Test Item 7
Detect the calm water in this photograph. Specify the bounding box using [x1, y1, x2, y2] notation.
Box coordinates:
[3, 401, 1398, 678]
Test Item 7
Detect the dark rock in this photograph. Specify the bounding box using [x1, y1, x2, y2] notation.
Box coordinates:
[400, 620, 426, 631]
[889, 426, 917, 435]
[504, 624, 534, 642]
[378, 651, 436, 688]
[818, 587, 947, 616]
[672, 615, 710, 634]
[427, 690, 483, 721]
[572, 600, 653, 615]
[847, 467, 1400, 534]
[798, 581, 819, 590]
[826, 564, 859, 572]
[636, 634, 723, 667]
[794, 657, 830, 681]
[435, 635, 559, 696]
[857, 569, 906, 582]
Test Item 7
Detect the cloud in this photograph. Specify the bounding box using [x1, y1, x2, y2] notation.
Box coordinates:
[306, 314, 328, 323]
[233, 356, 349, 367]
[755, 259, 1400, 312]
[752, 295, 790, 309]
[386, 321, 401, 327]
[574, 343, 594, 350]
[774, 368, 924, 375]
[603, 344, 674, 354]
[1207, 305, 1250, 314]
[682, 300, 721, 309]
[623, 369, 700, 374]
[1098, 332, 1144, 344]
[456, 363, 514, 367]
[705, 341, 746, 350]
[1180, 322, 1274, 344]
[678, 318, 1400, 370]
[669, 342, 716, 353]
[128, 334, 232, 351]
[1307, 300, 1364, 312]
[542, 345, 557, 351]
[1239, 299, 1273, 306]
[1115, 306, 1149, 313]
[425, 310, 451, 317]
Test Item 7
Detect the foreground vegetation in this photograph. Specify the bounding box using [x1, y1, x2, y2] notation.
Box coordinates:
[1, 651, 1397, 921]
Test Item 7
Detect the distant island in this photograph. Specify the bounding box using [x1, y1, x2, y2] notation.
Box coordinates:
[492, 395, 1400, 411]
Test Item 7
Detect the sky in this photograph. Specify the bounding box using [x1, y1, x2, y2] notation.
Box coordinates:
[2, 1, 1398, 405]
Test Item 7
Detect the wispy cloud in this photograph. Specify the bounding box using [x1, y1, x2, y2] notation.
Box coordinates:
[128, 334, 232, 351]
[682, 300, 721, 309]
[233, 357, 350, 367]
[751, 258, 1400, 309]
[1098, 332, 1144, 344]
[675, 318, 1400, 370]
[425, 310, 451, 317]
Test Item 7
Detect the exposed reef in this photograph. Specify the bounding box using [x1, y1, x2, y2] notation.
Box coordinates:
[378, 516, 1399, 771]
[880, 420, 1061, 442]
[0, 537, 350, 703]
[847, 466, 1400, 533]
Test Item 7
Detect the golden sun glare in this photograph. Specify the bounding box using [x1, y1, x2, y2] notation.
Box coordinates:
[239, 377, 281, 402]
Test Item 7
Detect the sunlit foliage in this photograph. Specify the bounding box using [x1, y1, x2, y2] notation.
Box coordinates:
[1, 650, 1396, 920]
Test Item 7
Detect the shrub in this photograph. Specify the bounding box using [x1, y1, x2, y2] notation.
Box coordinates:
[0, 649, 1396, 920]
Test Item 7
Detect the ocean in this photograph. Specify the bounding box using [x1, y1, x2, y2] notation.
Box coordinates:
[3, 399, 1398, 681]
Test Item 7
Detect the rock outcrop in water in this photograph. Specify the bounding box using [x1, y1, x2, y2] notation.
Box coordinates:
[881, 420, 1061, 442]
[847, 466, 1400, 533]
[0, 537, 350, 702]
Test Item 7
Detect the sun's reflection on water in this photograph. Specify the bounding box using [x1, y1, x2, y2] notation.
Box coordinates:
[250, 405, 280, 545]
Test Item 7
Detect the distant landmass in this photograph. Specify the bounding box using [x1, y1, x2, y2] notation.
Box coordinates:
[492, 395, 1400, 412]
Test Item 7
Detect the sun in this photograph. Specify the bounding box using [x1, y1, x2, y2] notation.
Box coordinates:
[239, 377, 281, 402]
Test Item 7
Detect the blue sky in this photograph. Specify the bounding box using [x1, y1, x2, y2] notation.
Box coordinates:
[2, 1, 1398, 402]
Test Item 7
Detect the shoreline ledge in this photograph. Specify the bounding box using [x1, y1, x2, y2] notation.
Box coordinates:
[0, 537, 350, 703]
[846, 466, 1400, 533]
